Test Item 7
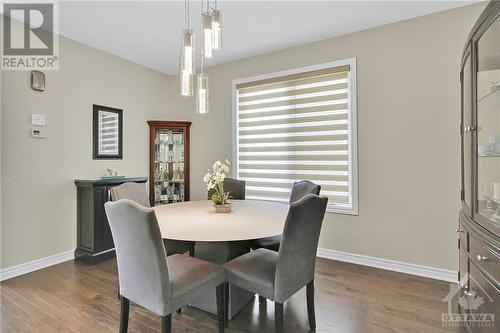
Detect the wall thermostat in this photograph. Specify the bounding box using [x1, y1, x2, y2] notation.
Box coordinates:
[31, 113, 46, 126]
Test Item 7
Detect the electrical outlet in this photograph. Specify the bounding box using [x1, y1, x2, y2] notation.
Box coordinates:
[31, 127, 46, 138]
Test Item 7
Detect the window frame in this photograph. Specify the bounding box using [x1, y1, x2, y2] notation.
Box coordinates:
[232, 57, 358, 215]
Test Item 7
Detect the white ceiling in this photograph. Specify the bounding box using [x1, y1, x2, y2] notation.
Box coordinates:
[55, 1, 474, 74]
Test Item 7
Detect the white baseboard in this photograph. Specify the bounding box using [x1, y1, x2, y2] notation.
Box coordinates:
[317, 248, 457, 283]
[0, 250, 74, 282]
[0, 248, 457, 283]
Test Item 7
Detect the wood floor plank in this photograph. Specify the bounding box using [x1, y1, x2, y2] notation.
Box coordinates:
[0, 257, 460, 333]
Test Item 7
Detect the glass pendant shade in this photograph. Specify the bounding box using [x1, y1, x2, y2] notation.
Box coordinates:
[180, 29, 195, 74]
[196, 73, 209, 114]
[202, 13, 213, 58]
[180, 70, 194, 96]
[211, 9, 222, 50]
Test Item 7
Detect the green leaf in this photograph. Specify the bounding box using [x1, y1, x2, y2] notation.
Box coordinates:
[211, 193, 222, 205]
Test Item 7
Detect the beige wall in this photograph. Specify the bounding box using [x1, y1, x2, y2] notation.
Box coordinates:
[1, 3, 486, 272]
[0, 35, 165, 268]
[169, 3, 486, 271]
[0, 26, 235, 269]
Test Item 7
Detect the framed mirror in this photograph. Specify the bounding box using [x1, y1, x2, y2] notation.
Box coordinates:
[93, 104, 123, 159]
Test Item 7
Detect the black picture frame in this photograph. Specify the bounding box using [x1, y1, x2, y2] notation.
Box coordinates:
[93, 104, 123, 160]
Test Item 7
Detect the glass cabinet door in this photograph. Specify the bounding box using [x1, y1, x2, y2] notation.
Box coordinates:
[476, 15, 500, 228]
[153, 128, 186, 205]
[462, 53, 473, 213]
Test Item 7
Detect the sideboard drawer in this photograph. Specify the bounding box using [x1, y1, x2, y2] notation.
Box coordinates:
[468, 263, 499, 332]
[470, 235, 500, 286]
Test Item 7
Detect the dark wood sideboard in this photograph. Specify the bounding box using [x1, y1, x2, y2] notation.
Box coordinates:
[74, 176, 148, 263]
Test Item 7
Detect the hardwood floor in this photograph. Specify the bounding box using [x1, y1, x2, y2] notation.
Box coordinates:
[1, 258, 459, 333]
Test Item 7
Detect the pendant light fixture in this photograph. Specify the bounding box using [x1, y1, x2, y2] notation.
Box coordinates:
[196, 70, 209, 114]
[201, 0, 213, 58]
[196, 1, 210, 114]
[178, 0, 223, 113]
[196, 45, 209, 114]
[211, 0, 222, 50]
[180, 0, 194, 96]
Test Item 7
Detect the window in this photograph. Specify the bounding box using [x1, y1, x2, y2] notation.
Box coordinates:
[232, 58, 358, 214]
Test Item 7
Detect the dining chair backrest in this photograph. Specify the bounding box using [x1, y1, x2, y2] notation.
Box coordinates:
[105, 199, 172, 315]
[289, 180, 321, 204]
[274, 194, 328, 303]
[207, 178, 246, 200]
[110, 182, 150, 207]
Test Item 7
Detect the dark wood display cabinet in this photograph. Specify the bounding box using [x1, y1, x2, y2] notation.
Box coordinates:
[74, 176, 148, 263]
[458, 1, 500, 332]
[148, 121, 191, 206]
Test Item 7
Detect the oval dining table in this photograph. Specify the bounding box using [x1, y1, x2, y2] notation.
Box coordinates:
[154, 199, 289, 318]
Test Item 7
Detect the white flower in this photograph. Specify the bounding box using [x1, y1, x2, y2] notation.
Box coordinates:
[213, 160, 222, 171]
[213, 172, 223, 182]
[206, 179, 216, 190]
[222, 164, 229, 173]
[225, 158, 231, 166]
[203, 172, 212, 183]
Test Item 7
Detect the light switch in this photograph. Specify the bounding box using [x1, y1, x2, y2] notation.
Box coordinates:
[31, 113, 46, 126]
[31, 127, 46, 138]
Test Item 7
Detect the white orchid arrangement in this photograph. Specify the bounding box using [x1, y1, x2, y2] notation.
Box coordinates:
[203, 159, 231, 205]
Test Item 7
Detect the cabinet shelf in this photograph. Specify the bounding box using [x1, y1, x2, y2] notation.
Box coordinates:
[154, 180, 185, 183]
[478, 153, 500, 157]
[478, 89, 499, 104]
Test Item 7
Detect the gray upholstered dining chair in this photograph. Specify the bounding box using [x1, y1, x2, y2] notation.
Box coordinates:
[224, 194, 328, 333]
[110, 182, 195, 257]
[251, 180, 321, 252]
[105, 199, 226, 333]
[109, 182, 150, 207]
[207, 178, 245, 200]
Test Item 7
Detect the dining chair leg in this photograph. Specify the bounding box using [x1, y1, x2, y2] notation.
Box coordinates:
[259, 296, 266, 304]
[119, 297, 129, 333]
[275, 302, 284, 333]
[306, 280, 316, 330]
[216, 284, 225, 333]
[176, 308, 181, 314]
[224, 282, 229, 328]
[161, 314, 172, 333]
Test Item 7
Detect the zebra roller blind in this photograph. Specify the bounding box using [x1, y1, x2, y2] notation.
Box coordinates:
[98, 111, 120, 155]
[235, 61, 358, 213]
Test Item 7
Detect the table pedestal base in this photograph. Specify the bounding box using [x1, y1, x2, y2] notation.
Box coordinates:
[190, 241, 254, 318]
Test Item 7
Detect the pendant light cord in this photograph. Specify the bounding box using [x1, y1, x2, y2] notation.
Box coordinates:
[187, 0, 190, 29]
[200, 0, 205, 70]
